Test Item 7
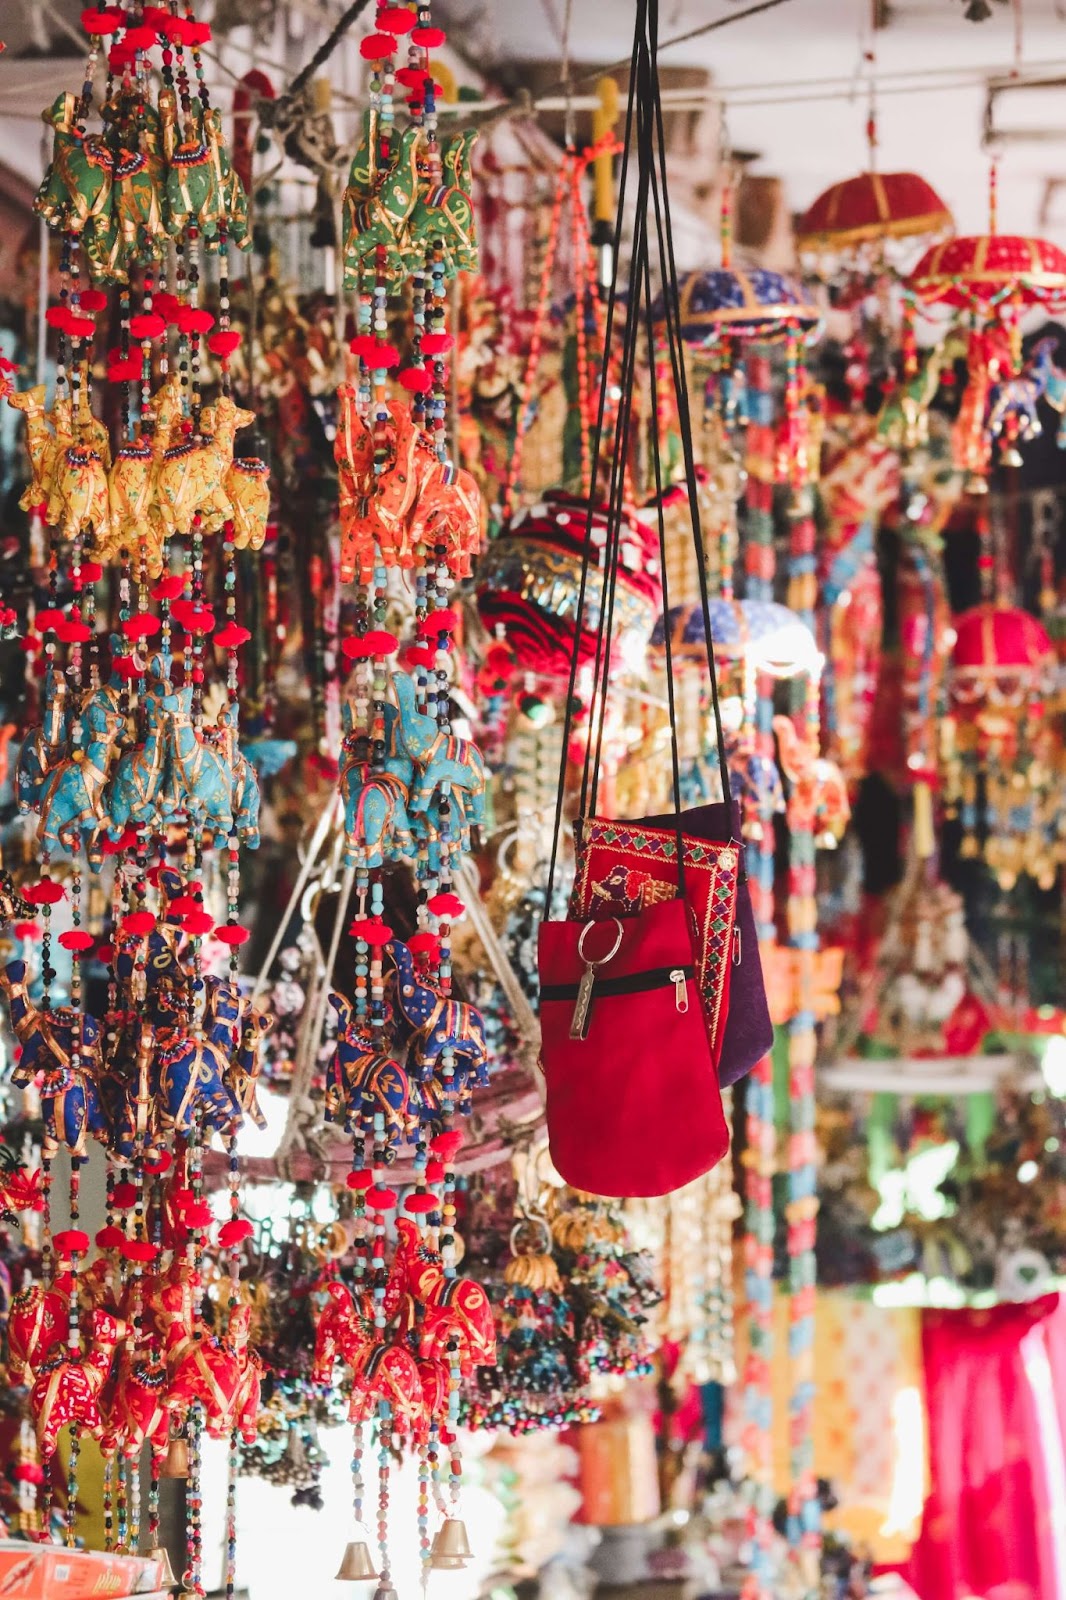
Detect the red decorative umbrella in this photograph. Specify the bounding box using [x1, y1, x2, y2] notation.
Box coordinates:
[908, 233, 1066, 310]
[797, 170, 953, 253]
[950, 602, 1054, 708]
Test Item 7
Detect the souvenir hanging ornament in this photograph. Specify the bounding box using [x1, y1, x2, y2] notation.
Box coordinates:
[0, 0, 272, 1585]
[477, 138, 664, 682]
[942, 601, 1063, 889]
[796, 88, 953, 270]
[324, 4, 499, 1586]
[907, 162, 1066, 490]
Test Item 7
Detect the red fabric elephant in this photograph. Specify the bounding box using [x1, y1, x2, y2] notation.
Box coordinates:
[30, 1309, 125, 1459]
[392, 1218, 496, 1376]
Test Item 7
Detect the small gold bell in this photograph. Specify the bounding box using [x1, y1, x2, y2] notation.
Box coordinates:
[428, 1517, 474, 1570]
[335, 1539, 379, 1582]
[160, 1437, 189, 1479]
[144, 1547, 178, 1589]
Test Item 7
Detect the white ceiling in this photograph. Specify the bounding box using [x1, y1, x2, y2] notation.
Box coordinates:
[442, 0, 1066, 241]
[4, 1, 1066, 245]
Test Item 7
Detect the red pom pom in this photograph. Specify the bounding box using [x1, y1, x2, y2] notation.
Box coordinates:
[111, 1181, 139, 1209]
[46, 307, 74, 333]
[107, 356, 142, 383]
[171, 599, 215, 634]
[53, 1228, 90, 1257]
[430, 1130, 464, 1161]
[144, 1151, 172, 1176]
[129, 312, 166, 341]
[95, 1225, 125, 1250]
[141, 6, 171, 28]
[404, 644, 434, 668]
[421, 332, 454, 356]
[411, 23, 446, 45]
[81, 7, 124, 34]
[53, 617, 92, 644]
[350, 336, 400, 368]
[214, 621, 251, 648]
[348, 918, 393, 944]
[218, 1218, 254, 1247]
[121, 1238, 159, 1263]
[425, 1159, 445, 1182]
[151, 573, 185, 600]
[24, 879, 65, 907]
[359, 31, 398, 59]
[346, 1170, 374, 1191]
[427, 892, 465, 920]
[419, 607, 459, 636]
[378, 6, 416, 32]
[363, 629, 399, 656]
[160, 14, 195, 41]
[214, 923, 250, 946]
[79, 288, 108, 312]
[123, 24, 157, 51]
[406, 931, 440, 958]
[366, 1186, 398, 1210]
[153, 290, 181, 322]
[121, 614, 161, 640]
[179, 1201, 213, 1230]
[58, 930, 94, 952]
[108, 42, 135, 71]
[187, 19, 212, 44]
[399, 365, 432, 393]
[67, 315, 97, 340]
[208, 330, 242, 357]
[34, 607, 64, 632]
[80, 560, 103, 582]
[121, 910, 156, 936]
[403, 1192, 436, 1215]
[14, 922, 42, 941]
[180, 910, 214, 936]
[99, 830, 137, 857]
[112, 653, 143, 681]
[174, 307, 215, 335]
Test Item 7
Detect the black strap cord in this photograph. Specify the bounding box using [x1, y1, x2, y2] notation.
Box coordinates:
[546, 0, 736, 906]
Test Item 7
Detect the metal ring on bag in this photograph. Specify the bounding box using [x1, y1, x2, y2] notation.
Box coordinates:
[576, 915, 624, 967]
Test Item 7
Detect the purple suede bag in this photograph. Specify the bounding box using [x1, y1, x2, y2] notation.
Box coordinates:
[640, 799, 772, 1087]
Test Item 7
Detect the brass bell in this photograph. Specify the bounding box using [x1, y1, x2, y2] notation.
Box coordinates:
[335, 1539, 379, 1582]
[160, 1437, 189, 1479]
[428, 1517, 474, 1570]
[371, 1588, 398, 1600]
[144, 1547, 178, 1589]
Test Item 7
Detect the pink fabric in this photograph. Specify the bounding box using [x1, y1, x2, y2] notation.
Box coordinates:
[908, 1293, 1066, 1600]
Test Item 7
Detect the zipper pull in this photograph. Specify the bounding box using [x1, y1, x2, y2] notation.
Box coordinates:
[670, 968, 688, 1013]
[733, 925, 742, 967]
[570, 962, 597, 1040]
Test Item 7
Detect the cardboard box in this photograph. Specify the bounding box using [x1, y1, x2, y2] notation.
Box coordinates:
[0, 1542, 163, 1600]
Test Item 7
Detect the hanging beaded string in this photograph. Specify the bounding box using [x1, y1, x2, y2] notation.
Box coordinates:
[503, 162, 568, 519]
[739, 340, 777, 1600]
[183, 1123, 207, 1600]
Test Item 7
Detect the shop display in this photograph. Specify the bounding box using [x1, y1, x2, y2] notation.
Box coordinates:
[0, 2, 1064, 1599]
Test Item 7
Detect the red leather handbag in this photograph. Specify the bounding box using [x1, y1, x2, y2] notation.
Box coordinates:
[538, 896, 728, 1198]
